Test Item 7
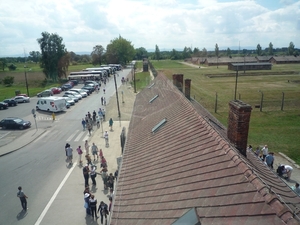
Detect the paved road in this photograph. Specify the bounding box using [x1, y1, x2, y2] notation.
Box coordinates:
[0, 68, 132, 225]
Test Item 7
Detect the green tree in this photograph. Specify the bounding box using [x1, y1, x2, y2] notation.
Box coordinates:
[226, 48, 231, 57]
[3, 76, 14, 86]
[202, 48, 207, 57]
[193, 47, 200, 57]
[8, 64, 17, 71]
[0, 58, 7, 71]
[135, 47, 148, 60]
[257, 44, 262, 56]
[215, 43, 219, 57]
[268, 42, 273, 55]
[91, 45, 105, 65]
[37, 32, 69, 81]
[106, 35, 135, 65]
[29, 51, 41, 63]
[182, 47, 192, 59]
[288, 42, 295, 55]
[155, 45, 161, 61]
[170, 49, 180, 60]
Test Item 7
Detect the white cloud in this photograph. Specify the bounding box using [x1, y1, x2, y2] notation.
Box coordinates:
[0, 0, 299, 56]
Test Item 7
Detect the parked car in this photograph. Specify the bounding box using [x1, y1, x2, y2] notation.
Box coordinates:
[65, 91, 82, 100]
[14, 96, 30, 103]
[61, 83, 73, 91]
[0, 117, 31, 130]
[3, 99, 18, 106]
[37, 90, 53, 97]
[69, 80, 78, 85]
[66, 102, 71, 109]
[17, 94, 29, 97]
[81, 86, 94, 94]
[62, 94, 79, 102]
[70, 89, 88, 97]
[62, 96, 75, 105]
[0, 102, 9, 110]
[50, 87, 62, 94]
[85, 80, 99, 87]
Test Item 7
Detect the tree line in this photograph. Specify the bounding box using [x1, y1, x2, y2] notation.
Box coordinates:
[0, 30, 298, 81]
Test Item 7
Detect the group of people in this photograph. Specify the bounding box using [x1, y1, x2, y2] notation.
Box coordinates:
[81, 109, 106, 135]
[248, 144, 294, 181]
[79, 138, 118, 223]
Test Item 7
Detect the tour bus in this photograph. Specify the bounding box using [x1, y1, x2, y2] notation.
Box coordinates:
[36, 97, 67, 112]
[82, 68, 108, 77]
[68, 71, 104, 83]
[108, 64, 122, 71]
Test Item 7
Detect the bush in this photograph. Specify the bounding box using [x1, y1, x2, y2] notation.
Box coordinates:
[3, 76, 14, 86]
[8, 64, 17, 71]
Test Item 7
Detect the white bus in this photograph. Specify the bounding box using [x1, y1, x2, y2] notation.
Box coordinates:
[68, 71, 104, 83]
[36, 97, 67, 112]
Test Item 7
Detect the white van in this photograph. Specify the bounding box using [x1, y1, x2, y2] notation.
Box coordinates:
[36, 97, 67, 112]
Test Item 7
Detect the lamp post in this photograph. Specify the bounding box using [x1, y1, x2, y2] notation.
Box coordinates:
[24, 66, 30, 96]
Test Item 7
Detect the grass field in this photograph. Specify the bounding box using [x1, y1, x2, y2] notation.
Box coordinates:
[151, 60, 300, 164]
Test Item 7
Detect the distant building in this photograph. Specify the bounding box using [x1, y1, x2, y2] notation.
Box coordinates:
[228, 62, 272, 71]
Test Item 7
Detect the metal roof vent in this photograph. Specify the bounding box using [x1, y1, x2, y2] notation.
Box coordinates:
[149, 94, 159, 103]
[152, 118, 167, 133]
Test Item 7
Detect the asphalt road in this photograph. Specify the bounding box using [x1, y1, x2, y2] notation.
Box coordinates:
[0, 69, 129, 225]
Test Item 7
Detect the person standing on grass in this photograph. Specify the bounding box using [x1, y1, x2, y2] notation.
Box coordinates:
[17, 186, 28, 211]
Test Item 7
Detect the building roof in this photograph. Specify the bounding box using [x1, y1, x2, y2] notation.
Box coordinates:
[111, 73, 300, 225]
[270, 56, 300, 62]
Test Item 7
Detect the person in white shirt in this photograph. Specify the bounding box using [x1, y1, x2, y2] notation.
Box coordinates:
[283, 165, 293, 180]
[104, 131, 109, 147]
[262, 145, 268, 160]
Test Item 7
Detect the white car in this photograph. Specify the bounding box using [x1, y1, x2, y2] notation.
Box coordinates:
[65, 91, 82, 100]
[62, 97, 75, 105]
[70, 89, 88, 98]
[14, 96, 30, 103]
[62, 94, 79, 102]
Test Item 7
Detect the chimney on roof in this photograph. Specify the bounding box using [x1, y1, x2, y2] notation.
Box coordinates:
[172, 74, 183, 92]
[227, 100, 252, 156]
[185, 79, 191, 100]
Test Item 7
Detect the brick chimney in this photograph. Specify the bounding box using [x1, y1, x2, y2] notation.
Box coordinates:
[172, 74, 184, 92]
[185, 79, 191, 100]
[227, 100, 252, 156]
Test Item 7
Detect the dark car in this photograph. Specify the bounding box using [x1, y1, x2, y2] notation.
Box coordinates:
[61, 83, 73, 91]
[81, 86, 94, 94]
[0, 117, 31, 130]
[3, 99, 18, 106]
[0, 102, 9, 110]
[69, 80, 78, 86]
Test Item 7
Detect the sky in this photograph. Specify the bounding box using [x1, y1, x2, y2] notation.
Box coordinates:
[0, 0, 299, 57]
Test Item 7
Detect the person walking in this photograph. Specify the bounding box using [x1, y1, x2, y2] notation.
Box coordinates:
[104, 131, 109, 147]
[91, 143, 99, 161]
[84, 193, 91, 216]
[262, 145, 268, 160]
[17, 186, 28, 211]
[89, 195, 98, 219]
[77, 146, 83, 165]
[103, 97, 106, 106]
[90, 165, 97, 186]
[101, 97, 103, 105]
[98, 201, 109, 224]
[83, 164, 90, 187]
[109, 118, 113, 131]
[85, 140, 90, 154]
[66, 145, 73, 165]
[265, 152, 274, 169]
[102, 109, 106, 121]
[81, 118, 86, 131]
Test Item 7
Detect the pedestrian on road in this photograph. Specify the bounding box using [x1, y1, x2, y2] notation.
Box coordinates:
[87, 123, 92, 136]
[84, 193, 91, 216]
[66, 145, 73, 165]
[103, 88, 106, 94]
[101, 97, 103, 105]
[109, 118, 113, 131]
[65, 143, 70, 158]
[82, 118, 86, 131]
[83, 164, 90, 187]
[104, 131, 109, 147]
[90, 165, 97, 186]
[100, 156, 107, 168]
[102, 109, 106, 121]
[77, 146, 83, 165]
[98, 201, 109, 224]
[99, 148, 103, 158]
[91, 143, 99, 161]
[265, 152, 274, 169]
[103, 97, 106, 106]
[17, 186, 28, 211]
[85, 140, 90, 154]
[89, 195, 98, 219]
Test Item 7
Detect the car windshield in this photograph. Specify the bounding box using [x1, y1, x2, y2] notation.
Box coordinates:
[13, 119, 23, 123]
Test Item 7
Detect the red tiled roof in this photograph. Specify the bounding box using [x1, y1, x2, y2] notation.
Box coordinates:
[111, 72, 300, 225]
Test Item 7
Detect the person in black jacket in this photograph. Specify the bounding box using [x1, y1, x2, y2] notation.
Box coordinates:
[98, 201, 109, 224]
[89, 195, 98, 219]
